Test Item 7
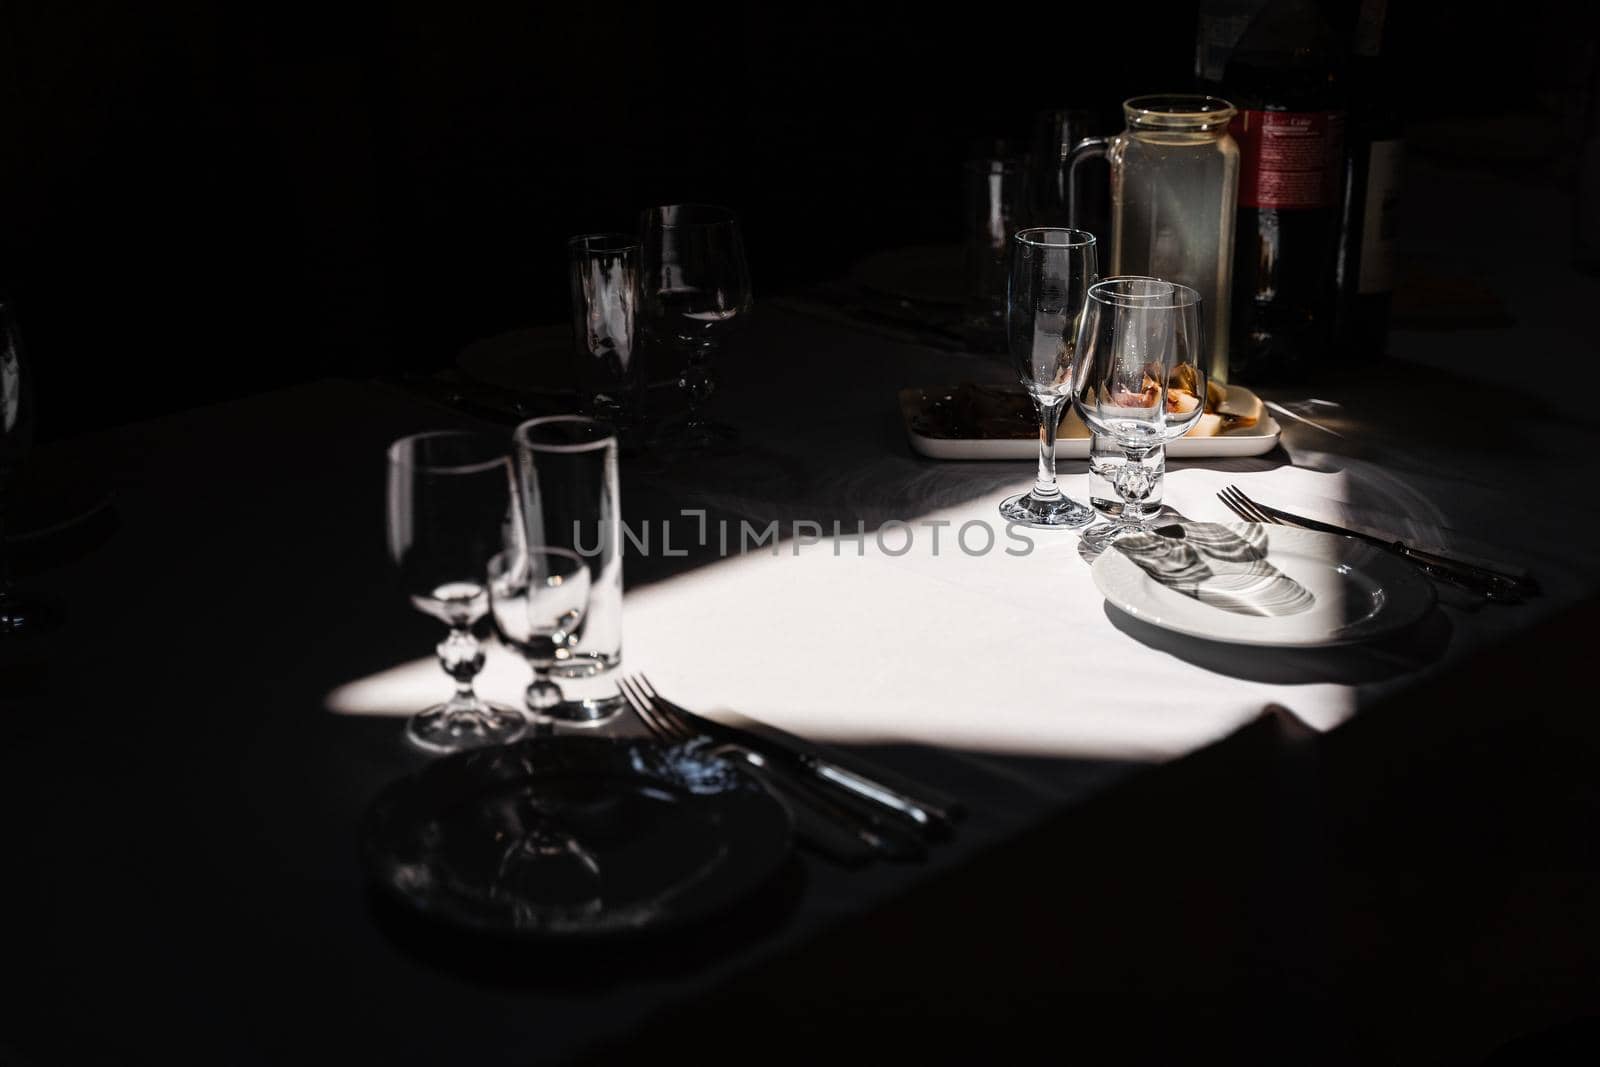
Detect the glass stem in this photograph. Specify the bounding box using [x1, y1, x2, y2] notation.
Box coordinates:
[436, 626, 486, 711]
[1033, 396, 1065, 499]
[680, 338, 719, 432]
[1113, 445, 1156, 519]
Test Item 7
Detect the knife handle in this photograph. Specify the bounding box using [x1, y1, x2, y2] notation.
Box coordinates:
[1396, 542, 1538, 596]
[1394, 544, 1528, 601]
[808, 759, 956, 838]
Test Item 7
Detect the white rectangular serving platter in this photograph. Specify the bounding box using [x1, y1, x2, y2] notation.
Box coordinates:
[901, 383, 1282, 461]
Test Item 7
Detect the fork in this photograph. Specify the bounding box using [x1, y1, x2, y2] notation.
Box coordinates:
[1217, 484, 1527, 602]
[616, 676, 920, 864]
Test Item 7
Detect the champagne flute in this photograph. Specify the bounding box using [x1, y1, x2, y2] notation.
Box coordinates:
[386, 431, 529, 753]
[1070, 278, 1205, 549]
[999, 227, 1098, 528]
[639, 204, 752, 449]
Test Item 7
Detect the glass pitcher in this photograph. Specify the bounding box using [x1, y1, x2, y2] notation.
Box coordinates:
[1067, 95, 1238, 382]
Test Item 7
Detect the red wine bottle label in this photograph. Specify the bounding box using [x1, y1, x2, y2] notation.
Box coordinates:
[1230, 110, 1347, 210]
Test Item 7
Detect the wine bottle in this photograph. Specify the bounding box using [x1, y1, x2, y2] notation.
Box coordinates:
[1219, 0, 1349, 384]
[1334, 0, 1402, 358]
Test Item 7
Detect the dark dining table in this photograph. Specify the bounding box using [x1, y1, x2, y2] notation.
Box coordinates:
[6, 162, 1600, 1065]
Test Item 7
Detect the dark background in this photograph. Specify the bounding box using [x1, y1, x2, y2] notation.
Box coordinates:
[0, 1, 1592, 441]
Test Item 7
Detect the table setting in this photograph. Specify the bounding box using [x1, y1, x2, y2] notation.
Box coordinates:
[6, 75, 1600, 1065]
[328, 134, 1565, 958]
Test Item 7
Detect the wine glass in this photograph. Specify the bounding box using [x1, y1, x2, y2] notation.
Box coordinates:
[487, 545, 592, 718]
[1070, 278, 1205, 549]
[386, 431, 529, 753]
[639, 204, 752, 449]
[999, 227, 1098, 528]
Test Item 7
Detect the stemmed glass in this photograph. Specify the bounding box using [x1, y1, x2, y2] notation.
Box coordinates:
[386, 431, 529, 753]
[999, 227, 1098, 528]
[639, 204, 753, 449]
[487, 545, 592, 717]
[1070, 278, 1206, 549]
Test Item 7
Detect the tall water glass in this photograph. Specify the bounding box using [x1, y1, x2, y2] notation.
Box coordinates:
[1022, 108, 1109, 240]
[386, 432, 529, 752]
[964, 147, 1026, 330]
[1071, 278, 1205, 549]
[568, 234, 643, 431]
[512, 416, 623, 723]
[999, 228, 1097, 528]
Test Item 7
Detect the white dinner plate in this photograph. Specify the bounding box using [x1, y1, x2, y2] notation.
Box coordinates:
[1091, 523, 1436, 647]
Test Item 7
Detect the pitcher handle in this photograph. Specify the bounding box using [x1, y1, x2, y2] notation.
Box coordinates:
[1064, 136, 1109, 232]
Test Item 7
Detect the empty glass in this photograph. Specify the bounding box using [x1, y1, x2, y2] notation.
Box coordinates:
[386, 431, 529, 752]
[1022, 109, 1109, 240]
[1071, 278, 1206, 549]
[999, 228, 1098, 528]
[640, 204, 752, 449]
[512, 416, 623, 723]
[488, 546, 591, 716]
[964, 145, 1026, 331]
[568, 234, 644, 431]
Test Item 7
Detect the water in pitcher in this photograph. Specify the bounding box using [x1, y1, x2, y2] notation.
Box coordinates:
[1073, 97, 1239, 383]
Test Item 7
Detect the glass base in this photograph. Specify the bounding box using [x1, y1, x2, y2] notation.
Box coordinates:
[550, 651, 619, 679]
[406, 701, 528, 754]
[538, 693, 626, 725]
[1080, 518, 1155, 552]
[999, 491, 1094, 528]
